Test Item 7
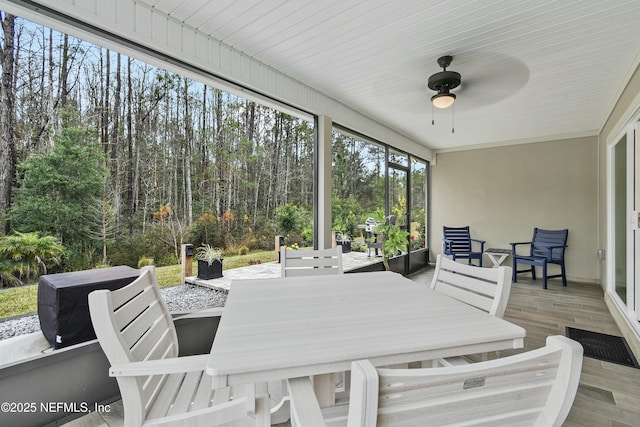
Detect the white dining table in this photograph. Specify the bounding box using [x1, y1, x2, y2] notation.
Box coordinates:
[206, 271, 525, 406]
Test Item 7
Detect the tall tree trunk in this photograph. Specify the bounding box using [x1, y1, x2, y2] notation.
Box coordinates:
[0, 12, 16, 233]
[183, 77, 193, 225]
[200, 84, 208, 211]
[215, 89, 223, 216]
[111, 53, 122, 213]
[48, 28, 53, 114]
[30, 28, 56, 150]
[102, 48, 110, 155]
[59, 33, 69, 108]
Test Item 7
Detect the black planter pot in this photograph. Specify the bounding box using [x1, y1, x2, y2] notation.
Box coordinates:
[337, 241, 352, 253]
[197, 258, 223, 279]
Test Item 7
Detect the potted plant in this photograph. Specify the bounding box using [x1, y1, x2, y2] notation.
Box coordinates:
[195, 244, 224, 279]
[372, 210, 409, 271]
[335, 231, 352, 253]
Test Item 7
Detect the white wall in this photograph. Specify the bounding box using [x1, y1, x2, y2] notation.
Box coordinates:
[431, 136, 599, 284]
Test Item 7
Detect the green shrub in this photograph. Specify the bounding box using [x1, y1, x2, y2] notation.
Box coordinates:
[237, 245, 249, 255]
[301, 225, 314, 247]
[0, 232, 66, 287]
[108, 232, 174, 268]
[93, 263, 111, 269]
[187, 212, 223, 248]
[137, 256, 155, 267]
[275, 204, 302, 235]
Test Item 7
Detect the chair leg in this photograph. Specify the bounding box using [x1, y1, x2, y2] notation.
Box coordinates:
[542, 263, 547, 289]
[561, 262, 567, 287]
[531, 265, 536, 280]
[512, 261, 518, 283]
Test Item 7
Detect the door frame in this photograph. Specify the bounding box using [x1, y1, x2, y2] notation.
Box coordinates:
[387, 160, 410, 275]
[607, 120, 638, 323]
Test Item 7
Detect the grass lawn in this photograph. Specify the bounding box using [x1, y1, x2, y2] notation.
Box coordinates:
[0, 250, 274, 319]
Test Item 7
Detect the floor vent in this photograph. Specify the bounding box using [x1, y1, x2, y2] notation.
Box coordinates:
[566, 327, 639, 368]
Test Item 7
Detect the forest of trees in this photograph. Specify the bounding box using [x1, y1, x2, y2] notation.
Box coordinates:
[0, 14, 425, 287]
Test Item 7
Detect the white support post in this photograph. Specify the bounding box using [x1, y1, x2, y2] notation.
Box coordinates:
[317, 115, 333, 249]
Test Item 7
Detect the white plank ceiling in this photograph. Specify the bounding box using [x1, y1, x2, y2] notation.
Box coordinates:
[12, 0, 640, 151]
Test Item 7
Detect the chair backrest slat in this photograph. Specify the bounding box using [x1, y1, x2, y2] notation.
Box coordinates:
[531, 228, 568, 260]
[109, 269, 153, 309]
[281, 246, 343, 277]
[443, 226, 472, 252]
[113, 285, 156, 330]
[433, 281, 494, 313]
[283, 267, 343, 277]
[130, 319, 174, 361]
[430, 255, 512, 317]
[120, 299, 165, 349]
[347, 335, 583, 427]
[285, 257, 340, 269]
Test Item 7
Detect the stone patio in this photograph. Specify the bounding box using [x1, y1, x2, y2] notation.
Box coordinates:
[185, 250, 385, 292]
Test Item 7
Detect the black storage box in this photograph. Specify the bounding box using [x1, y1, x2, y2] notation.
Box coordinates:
[38, 266, 140, 349]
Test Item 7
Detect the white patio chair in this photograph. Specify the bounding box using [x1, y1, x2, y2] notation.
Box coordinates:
[88, 266, 270, 427]
[281, 246, 343, 277]
[287, 335, 583, 427]
[279, 245, 345, 406]
[429, 253, 512, 366]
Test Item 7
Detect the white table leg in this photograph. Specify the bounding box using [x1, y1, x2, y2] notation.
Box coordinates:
[312, 373, 335, 408]
[486, 253, 509, 268]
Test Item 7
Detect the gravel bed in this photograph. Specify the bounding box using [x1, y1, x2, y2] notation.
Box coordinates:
[0, 284, 226, 341]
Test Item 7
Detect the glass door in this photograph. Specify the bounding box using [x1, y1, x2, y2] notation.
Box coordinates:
[388, 150, 429, 274]
[388, 149, 410, 274]
[612, 134, 628, 303]
[410, 159, 428, 254]
[609, 122, 637, 321]
[388, 165, 408, 241]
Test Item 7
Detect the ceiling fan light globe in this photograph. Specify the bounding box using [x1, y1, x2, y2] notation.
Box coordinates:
[432, 93, 456, 109]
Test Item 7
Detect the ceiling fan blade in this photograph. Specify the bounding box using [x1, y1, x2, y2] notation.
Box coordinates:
[369, 53, 529, 113]
[453, 53, 530, 110]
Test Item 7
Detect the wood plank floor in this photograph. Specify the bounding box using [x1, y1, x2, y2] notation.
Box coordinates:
[410, 268, 640, 427]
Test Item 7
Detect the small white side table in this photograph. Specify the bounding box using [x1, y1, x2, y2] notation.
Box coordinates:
[485, 248, 511, 268]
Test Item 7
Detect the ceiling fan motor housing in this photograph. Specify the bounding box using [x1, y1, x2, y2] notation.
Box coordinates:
[428, 73, 461, 93]
[428, 55, 461, 94]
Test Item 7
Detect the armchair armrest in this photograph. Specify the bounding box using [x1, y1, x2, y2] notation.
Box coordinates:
[542, 244, 568, 258]
[510, 241, 532, 247]
[471, 238, 485, 252]
[547, 244, 567, 249]
[110, 354, 209, 377]
[287, 376, 326, 427]
[442, 238, 455, 252]
[510, 241, 531, 255]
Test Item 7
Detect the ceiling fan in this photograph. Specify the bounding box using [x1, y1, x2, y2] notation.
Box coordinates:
[427, 55, 461, 109]
[370, 52, 528, 117]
